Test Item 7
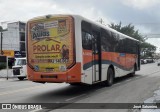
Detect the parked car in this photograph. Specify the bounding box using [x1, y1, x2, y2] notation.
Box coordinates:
[146, 59, 155, 63]
[141, 59, 147, 64]
[12, 57, 27, 80]
[158, 62, 160, 66]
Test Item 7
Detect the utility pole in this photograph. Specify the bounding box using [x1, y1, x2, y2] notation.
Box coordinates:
[97, 18, 105, 25]
[99, 18, 105, 25]
[0, 31, 3, 55]
[99, 18, 103, 24]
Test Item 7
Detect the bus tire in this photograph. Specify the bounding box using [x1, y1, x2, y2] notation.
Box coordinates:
[131, 64, 136, 76]
[105, 67, 114, 86]
[69, 83, 81, 86]
[18, 77, 25, 80]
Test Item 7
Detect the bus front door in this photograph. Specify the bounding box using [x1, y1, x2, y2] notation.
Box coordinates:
[92, 31, 101, 83]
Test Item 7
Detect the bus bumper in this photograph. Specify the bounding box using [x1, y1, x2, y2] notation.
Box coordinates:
[27, 63, 81, 83]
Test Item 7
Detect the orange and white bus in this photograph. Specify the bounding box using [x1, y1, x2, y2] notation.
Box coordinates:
[26, 14, 140, 86]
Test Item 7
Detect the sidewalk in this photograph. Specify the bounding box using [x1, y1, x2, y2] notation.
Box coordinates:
[0, 78, 10, 81]
[0, 69, 13, 78]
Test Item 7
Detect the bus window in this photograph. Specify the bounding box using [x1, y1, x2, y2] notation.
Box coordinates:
[82, 31, 92, 50]
[101, 29, 112, 52]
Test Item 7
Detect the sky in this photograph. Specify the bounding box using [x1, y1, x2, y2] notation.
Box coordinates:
[0, 0, 160, 52]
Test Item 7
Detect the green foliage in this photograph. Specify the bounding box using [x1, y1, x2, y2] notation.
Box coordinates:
[108, 22, 156, 58]
[141, 42, 156, 58]
[109, 22, 145, 42]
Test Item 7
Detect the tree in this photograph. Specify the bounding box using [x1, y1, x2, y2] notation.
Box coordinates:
[109, 22, 145, 42]
[141, 42, 156, 58]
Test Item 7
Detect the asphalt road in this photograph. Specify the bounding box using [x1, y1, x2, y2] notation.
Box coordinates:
[0, 62, 160, 112]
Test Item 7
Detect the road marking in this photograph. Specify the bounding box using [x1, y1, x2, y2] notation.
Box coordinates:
[0, 85, 47, 96]
[65, 94, 86, 101]
[135, 77, 140, 79]
[147, 71, 160, 75]
[0, 79, 6, 81]
[0, 84, 39, 88]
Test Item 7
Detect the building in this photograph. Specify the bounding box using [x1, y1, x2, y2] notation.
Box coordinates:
[0, 21, 26, 57]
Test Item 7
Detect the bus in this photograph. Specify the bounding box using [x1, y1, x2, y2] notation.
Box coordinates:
[26, 14, 140, 86]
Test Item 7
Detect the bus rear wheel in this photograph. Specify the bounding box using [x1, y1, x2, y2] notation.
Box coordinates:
[69, 83, 81, 86]
[105, 68, 114, 86]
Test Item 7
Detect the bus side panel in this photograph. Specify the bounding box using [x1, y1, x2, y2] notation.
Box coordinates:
[81, 68, 93, 84]
[126, 54, 136, 69]
[102, 52, 136, 78]
[101, 52, 123, 78]
[101, 64, 110, 82]
[82, 50, 137, 84]
[82, 50, 93, 84]
[101, 51, 111, 81]
[66, 62, 81, 83]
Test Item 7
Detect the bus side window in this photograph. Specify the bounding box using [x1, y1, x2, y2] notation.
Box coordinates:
[92, 35, 98, 54]
[82, 31, 92, 50]
[101, 29, 111, 52]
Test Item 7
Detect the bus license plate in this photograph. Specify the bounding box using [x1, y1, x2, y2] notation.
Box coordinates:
[46, 68, 54, 72]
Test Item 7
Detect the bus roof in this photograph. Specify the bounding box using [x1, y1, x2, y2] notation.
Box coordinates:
[28, 14, 140, 42]
[72, 15, 140, 42]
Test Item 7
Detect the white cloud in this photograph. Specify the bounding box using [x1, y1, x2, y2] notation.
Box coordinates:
[0, 0, 160, 51]
[0, 0, 110, 25]
[122, 0, 160, 10]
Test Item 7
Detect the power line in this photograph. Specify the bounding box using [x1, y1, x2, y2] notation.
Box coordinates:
[144, 34, 160, 36]
[142, 34, 160, 38]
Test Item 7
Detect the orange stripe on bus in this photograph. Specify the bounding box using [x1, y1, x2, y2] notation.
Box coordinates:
[83, 49, 136, 69]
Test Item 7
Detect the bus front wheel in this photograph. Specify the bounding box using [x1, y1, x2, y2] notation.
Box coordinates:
[105, 68, 114, 86]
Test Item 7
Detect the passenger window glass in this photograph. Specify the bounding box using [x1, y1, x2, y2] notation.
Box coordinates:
[82, 31, 92, 50]
[101, 29, 111, 52]
[92, 35, 98, 53]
